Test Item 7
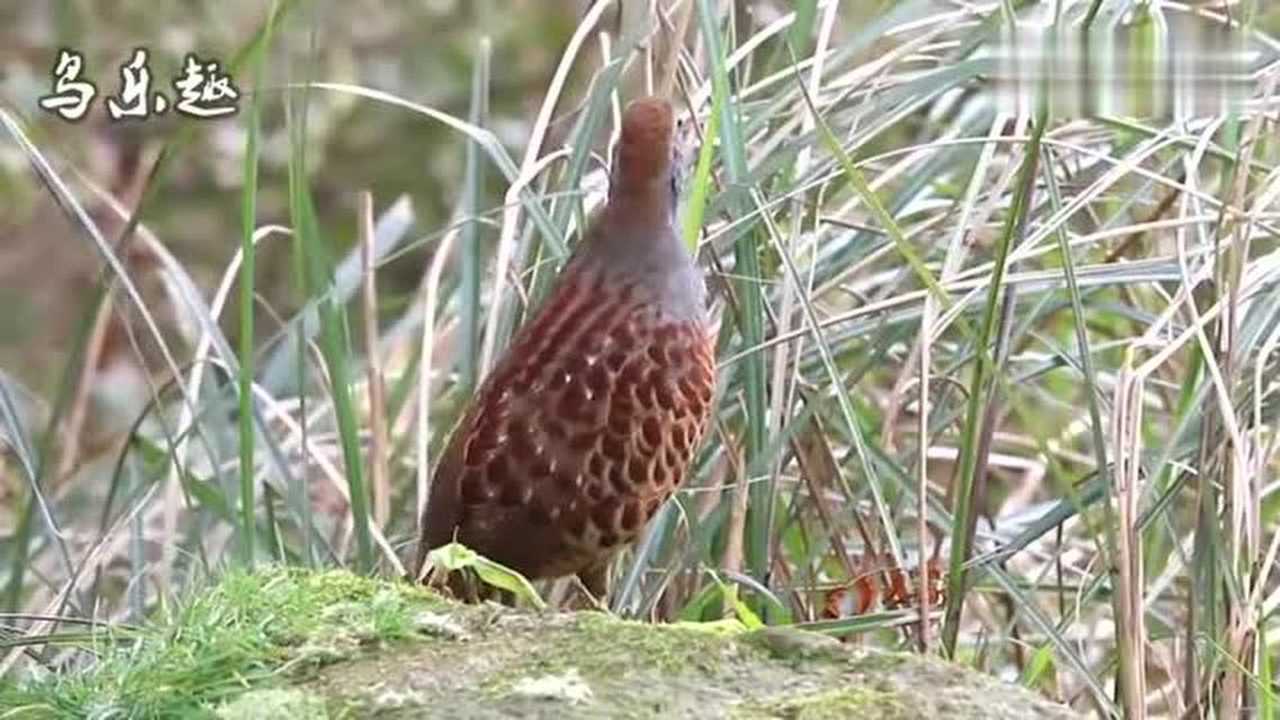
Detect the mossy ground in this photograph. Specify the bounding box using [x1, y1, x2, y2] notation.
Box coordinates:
[0, 568, 1079, 719]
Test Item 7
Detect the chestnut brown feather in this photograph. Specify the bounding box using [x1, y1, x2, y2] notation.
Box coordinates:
[414, 97, 713, 598]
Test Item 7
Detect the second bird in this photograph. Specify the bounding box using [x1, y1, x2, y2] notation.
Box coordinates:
[414, 96, 716, 597]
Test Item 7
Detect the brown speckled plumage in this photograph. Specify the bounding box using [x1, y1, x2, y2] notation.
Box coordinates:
[414, 97, 714, 596]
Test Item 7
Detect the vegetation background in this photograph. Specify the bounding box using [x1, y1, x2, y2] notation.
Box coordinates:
[1, 0, 1279, 717]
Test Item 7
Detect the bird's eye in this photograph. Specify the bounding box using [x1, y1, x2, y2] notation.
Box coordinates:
[669, 147, 684, 199]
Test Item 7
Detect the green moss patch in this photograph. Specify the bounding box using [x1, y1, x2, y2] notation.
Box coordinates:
[732, 687, 906, 720]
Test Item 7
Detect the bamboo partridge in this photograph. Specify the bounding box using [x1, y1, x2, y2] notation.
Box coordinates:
[414, 96, 715, 597]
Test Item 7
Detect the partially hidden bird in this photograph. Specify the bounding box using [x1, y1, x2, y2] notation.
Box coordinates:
[413, 96, 715, 598]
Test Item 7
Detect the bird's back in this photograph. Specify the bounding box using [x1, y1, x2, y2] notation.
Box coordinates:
[416, 255, 713, 581]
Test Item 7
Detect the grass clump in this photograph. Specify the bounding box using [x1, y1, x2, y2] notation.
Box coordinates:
[0, 567, 441, 718]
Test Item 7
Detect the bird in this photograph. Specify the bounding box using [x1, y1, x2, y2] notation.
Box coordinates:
[413, 96, 715, 600]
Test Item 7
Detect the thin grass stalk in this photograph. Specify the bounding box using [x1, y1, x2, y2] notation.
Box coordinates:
[236, 7, 270, 567]
[360, 192, 390, 528]
[459, 38, 491, 395]
[682, 65, 722, 253]
[414, 224, 462, 577]
[317, 304, 374, 571]
[1218, 92, 1270, 716]
[1262, 626, 1275, 720]
[1113, 349, 1147, 720]
[941, 108, 1048, 658]
[55, 287, 115, 483]
[722, 438, 748, 583]
[1040, 143, 1115, 557]
[1180, 116, 1226, 714]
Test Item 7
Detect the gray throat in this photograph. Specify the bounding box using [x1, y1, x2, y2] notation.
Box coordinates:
[575, 198, 706, 325]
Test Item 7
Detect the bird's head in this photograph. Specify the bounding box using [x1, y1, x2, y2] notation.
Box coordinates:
[610, 97, 686, 209]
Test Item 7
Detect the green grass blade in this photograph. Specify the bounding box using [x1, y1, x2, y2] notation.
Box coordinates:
[458, 38, 491, 395]
[696, 0, 771, 586]
[235, 1, 274, 568]
[942, 109, 1049, 657]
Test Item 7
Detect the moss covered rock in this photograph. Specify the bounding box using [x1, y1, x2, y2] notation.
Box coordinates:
[0, 568, 1079, 719]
